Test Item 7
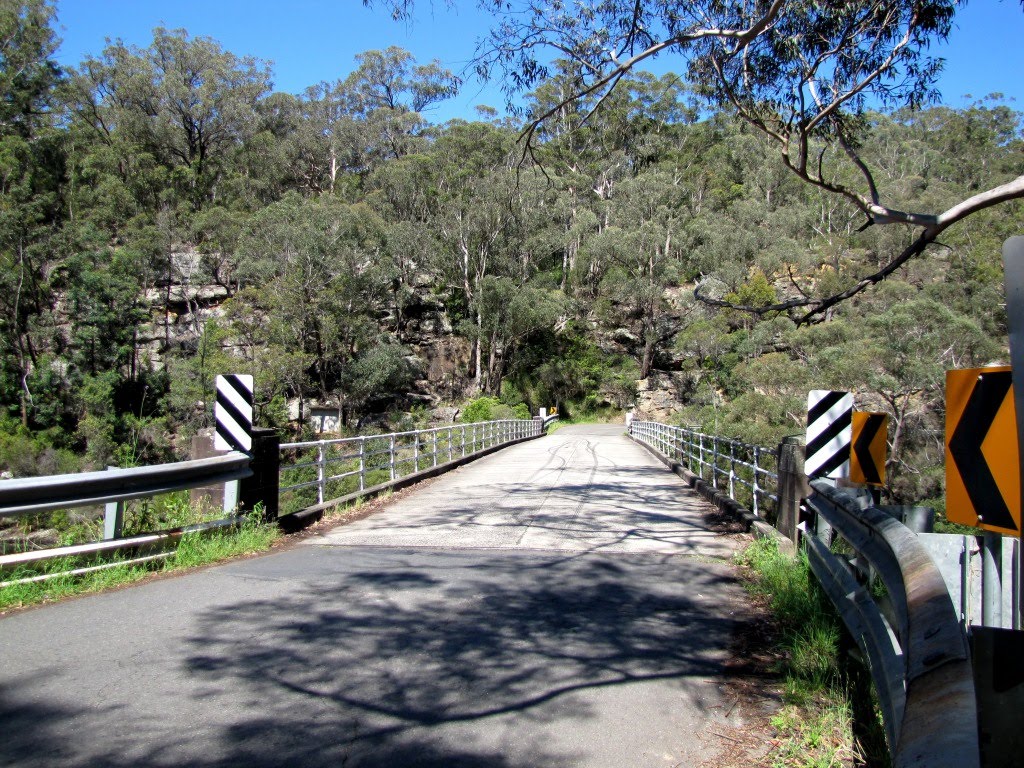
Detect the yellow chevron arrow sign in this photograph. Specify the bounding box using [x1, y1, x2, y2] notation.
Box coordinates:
[850, 412, 888, 486]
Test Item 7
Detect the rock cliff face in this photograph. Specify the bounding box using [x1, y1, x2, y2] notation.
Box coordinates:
[101, 248, 693, 427]
[132, 249, 479, 424]
[635, 372, 691, 422]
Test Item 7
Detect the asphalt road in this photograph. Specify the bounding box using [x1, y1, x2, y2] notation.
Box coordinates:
[0, 425, 760, 768]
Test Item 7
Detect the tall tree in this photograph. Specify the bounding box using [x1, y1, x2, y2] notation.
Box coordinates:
[0, 0, 63, 427]
[70, 27, 272, 209]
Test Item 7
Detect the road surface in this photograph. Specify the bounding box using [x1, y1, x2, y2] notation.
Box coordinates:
[0, 425, 765, 767]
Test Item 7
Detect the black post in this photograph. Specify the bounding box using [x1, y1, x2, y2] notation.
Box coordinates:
[238, 428, 280, 523]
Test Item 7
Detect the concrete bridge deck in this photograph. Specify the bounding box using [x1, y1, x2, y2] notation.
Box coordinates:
[0, 425, 768, 768]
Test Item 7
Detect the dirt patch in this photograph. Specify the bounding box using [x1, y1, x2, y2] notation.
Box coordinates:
[702, 505, 750, 534]
[699, 564, 788, 768]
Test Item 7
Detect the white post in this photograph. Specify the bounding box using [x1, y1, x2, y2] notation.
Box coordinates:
[223, 480, 239, 515]
[359, 437, 366, 491]
[317, 442, 326, 506]
[389, 434, 396, 481]
[103, 501, 124, 540]
[752, 446, 761, 518]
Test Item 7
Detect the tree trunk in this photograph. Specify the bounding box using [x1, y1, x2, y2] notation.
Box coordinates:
[474, 308, 483, 390]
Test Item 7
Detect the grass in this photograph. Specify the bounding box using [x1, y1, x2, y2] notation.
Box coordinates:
[736, 537, 886, 768]
[0, 511, 279, 613]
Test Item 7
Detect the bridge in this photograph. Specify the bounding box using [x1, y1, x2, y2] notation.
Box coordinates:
[0, 425, 763, 767]
[0, 417, 1016, 767]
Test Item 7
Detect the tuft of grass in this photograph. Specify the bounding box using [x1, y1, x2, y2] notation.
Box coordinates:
[0, 559, 158, 612]
[769, 697, 857, 768]
[736, 537, 879, 767]
[171, 512, 279, 568]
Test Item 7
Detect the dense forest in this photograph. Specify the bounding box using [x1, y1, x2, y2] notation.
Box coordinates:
[1, 0, 1021, 513]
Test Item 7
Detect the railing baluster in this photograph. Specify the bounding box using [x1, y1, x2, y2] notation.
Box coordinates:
[752, 446, 761, 517]
[317, 441, 326, 505]
[358, 437, 365, 491]
[728, 440, 735, 500]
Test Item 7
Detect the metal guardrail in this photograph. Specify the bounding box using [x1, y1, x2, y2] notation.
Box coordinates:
[628, 421, 778, 518]
[805, 480, 979, 768]
[0, 452, 253, 577]
[279, 419, 542, 507]
[0, 453, 251, 517]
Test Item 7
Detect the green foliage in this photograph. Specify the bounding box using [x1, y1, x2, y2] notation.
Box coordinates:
[0, 3, 1015, 518]
[459, 396, 501, 423]
[0, 416, 79, 477]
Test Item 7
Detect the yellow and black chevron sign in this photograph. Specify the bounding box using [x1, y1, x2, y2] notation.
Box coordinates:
[946, 366, 1020, 536]
[850, 412, 888, 486]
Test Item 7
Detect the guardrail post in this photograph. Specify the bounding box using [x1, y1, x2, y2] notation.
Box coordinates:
[413, 434, 420, 473]
[711, 436, 719, 489]
[982, 531, 1004, 627]
[432, 430, 438, 468]
[103, 468, 124, 540]
[238, 428, 280, 523]
[389, 434, 396, 481]
[775, 436, 808, 545]
[316, 442, 326, 505]
[728, 440, 736, 499]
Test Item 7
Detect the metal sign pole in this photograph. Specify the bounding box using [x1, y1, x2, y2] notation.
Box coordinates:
[1002, 237, 1024, 628]
[1002, 238, 1024, 530]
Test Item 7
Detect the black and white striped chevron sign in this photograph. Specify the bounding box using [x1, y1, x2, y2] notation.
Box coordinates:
[805, 390, 853, 479]
[214, 374, 254, 452]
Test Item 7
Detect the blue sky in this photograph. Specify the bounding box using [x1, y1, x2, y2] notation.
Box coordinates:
[52, 0, 1024, 123]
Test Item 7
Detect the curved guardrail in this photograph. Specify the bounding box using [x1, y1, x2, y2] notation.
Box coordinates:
[0, 452, 254, 578]
[0, 453, 251, 517]
[806, 480, 978, 768]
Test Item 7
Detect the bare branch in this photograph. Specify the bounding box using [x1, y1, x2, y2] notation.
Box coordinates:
[696, 173, 1024, 323]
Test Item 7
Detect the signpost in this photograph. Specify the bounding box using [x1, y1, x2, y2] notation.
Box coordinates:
[214, 374, 254, 453]
[214, 374, 254, 515]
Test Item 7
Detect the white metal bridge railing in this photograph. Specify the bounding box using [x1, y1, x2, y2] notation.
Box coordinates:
[627, 420, 778, 519]
[278, 419, 542, 510]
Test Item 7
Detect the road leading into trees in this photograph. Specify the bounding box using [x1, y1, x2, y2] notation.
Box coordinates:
[0, 425, 768, 768]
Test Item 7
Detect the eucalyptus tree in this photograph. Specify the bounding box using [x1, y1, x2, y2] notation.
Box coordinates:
[589, 169, 694, 378]
[233, 193, 390, 423]
[69, 27, 272, 210]
[291, 46, 458, 195]
[0, 0, 64, 427]
[371, 0, 1024, 320]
